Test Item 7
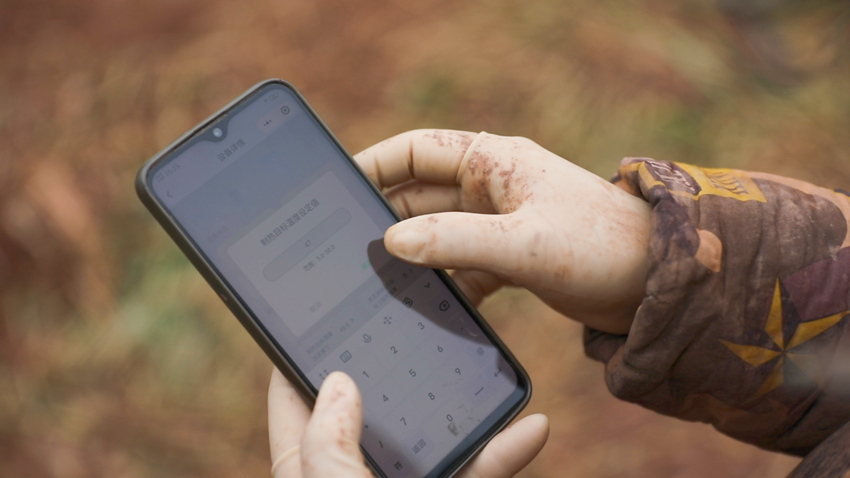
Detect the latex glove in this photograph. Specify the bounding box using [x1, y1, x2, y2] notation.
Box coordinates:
[354, 130, 651, 334]
[268, 369, 549, 478]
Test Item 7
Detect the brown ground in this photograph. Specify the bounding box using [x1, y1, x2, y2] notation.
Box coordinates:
[1, 0, 848, 476]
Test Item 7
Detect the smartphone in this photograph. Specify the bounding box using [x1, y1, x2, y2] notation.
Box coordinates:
[135, 79, 531, 478]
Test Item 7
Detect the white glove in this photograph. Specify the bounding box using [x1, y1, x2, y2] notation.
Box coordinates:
[355, 130, 651, 334]
[268, 370, 549, 478]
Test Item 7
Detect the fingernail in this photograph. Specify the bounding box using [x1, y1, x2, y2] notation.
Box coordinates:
[323, 371, 346, 393]
[320, 372, 353, 408]
[385, 224, 426, 263]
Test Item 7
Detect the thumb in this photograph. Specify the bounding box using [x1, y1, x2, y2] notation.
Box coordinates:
[385, 212, 527, 275]
[461, 414, 549, 478]
[300, 372, 369, 478]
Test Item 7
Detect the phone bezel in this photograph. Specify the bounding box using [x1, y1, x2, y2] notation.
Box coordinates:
[135, 79, 532, 478]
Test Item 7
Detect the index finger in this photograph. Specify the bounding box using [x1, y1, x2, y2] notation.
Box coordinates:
[353, 129, 477, 189]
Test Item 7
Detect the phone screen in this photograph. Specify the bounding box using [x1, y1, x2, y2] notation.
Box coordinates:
[139, 80, 530, 478]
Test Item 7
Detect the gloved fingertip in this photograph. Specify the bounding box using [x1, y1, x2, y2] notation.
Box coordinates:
[384, 221, 430, 264]
[513, 414, 550, 444]
[316, 372, 359, 410]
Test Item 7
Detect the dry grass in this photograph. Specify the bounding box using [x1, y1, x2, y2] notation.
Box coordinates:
[1, 0, 848, 476]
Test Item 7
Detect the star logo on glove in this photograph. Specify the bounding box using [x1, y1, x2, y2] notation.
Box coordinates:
[721, 279, 848, 397]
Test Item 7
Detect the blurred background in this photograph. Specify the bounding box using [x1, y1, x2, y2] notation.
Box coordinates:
[1, 0, 849, 476]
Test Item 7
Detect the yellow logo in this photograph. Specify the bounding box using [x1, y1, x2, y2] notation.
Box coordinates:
[721, 280, 847, 396]
[628, 160, 767, 203]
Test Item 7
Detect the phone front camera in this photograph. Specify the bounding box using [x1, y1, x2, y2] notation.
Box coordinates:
[212, 127, 223, 138]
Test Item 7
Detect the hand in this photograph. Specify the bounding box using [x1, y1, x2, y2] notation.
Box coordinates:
[355, 130, 651, 334]
[268, 369, 549, 478]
